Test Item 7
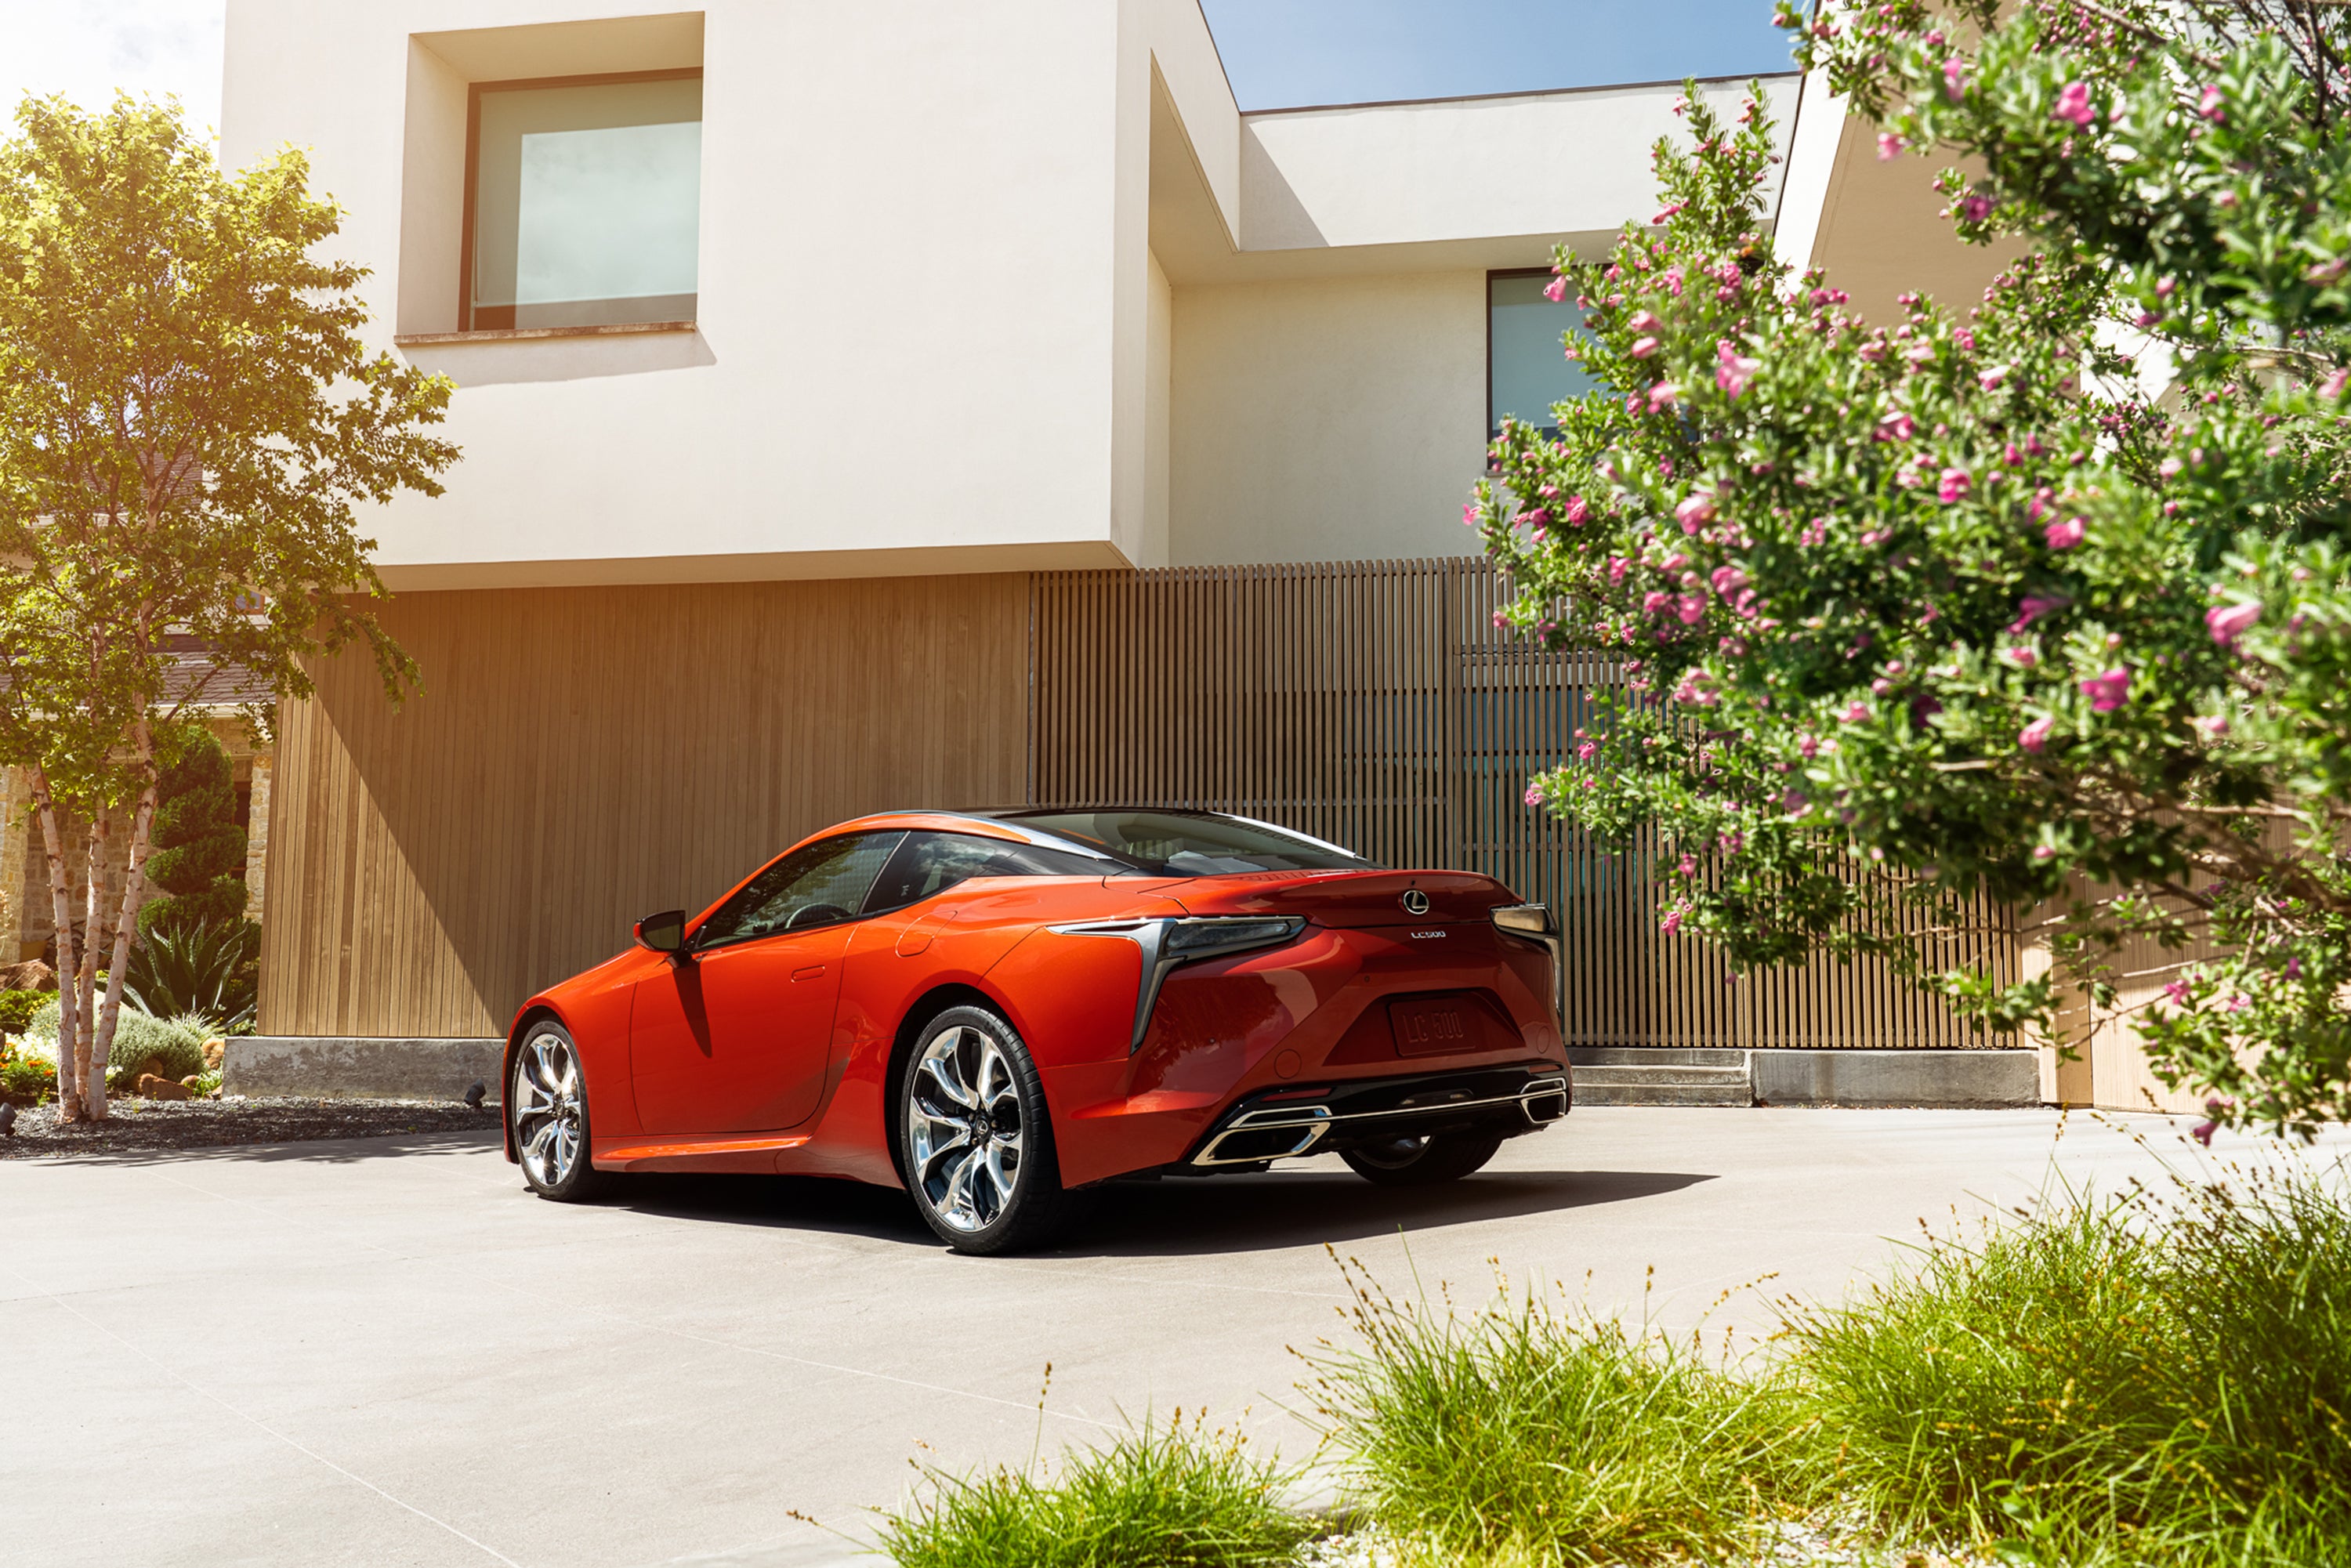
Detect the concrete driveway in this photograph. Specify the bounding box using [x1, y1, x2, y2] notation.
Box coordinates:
[6, 1106, 2334, 1568]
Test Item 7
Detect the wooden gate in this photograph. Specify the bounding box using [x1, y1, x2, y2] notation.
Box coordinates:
[1027, 559, 2014, 1050]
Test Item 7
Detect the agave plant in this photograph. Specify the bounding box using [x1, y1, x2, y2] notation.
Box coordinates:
[123, 919, 261, 1035]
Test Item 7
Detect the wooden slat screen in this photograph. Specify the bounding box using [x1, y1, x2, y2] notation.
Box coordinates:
[1030, 558, 2016, 1050]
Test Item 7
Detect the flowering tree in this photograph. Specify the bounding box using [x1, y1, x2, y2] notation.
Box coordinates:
[1473, 2, 2351, 1136]
[0, 97, 455, 1120]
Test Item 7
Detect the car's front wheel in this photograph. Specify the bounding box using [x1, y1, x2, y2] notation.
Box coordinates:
[898, 1006, 1072, 1255]
[1340, 1129, 1504, 1186]
[510, 1022, 610, 1202]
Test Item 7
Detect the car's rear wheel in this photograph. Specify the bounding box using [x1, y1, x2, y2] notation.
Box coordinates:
[510, 1022, 610, 1202]
[898, 1006, 1072, 1255]
[1341, 1129, 1504, 1186]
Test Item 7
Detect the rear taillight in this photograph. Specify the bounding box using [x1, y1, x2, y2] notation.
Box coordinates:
[1052, 915, 1306, 1052]
[1491, 904, 1563, 1035]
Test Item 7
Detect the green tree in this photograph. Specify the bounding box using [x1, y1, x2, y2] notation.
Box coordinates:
[137, 722, 248, 939]
[1473, 2, 2351, 1135]
[0, 95, 456, 1121]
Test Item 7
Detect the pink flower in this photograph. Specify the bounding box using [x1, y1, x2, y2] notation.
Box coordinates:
[1716, 341, 1762, 397]
[1958, 193, 1993, 224]
[1543, 274, 1568, 302]
[1647, 382, 1679, 411]
[1661, 907, 1685, 936]
[1563, 494, 1590, 524]
[2322, 368, 2351, 400]
[1631, 336, 1661, 358]
[2019, 716, 2054, 753]
[2081, 667, 2132, 712]
[2032, 844, 2056, 861]
[1462, 502, 1480, 527]
[1607, 556, 1631, 585]
[2207, 602, 2260, 645]
[1675, 492, 1717, 531]
[2009, 595, 2069, 632]
[1519, 509, 1549, 531]
[1875, 411, 1916, 443]
[2052, 81, 2096, 128]
[1840, 701, 1871, 723]
[1943, 57, 1968, 101]
[2197, 85, 2224, 122]
[2005, 645, 2038, 668]
[1937, 468, 1972, 503]
[2196, 713, 2230, 740]
[1643, 590, 1672, 616]
[2045, 516, 2087, 549]
[1877, 131, 1906, 161]
[1628, 310, 1663, 334]
[1677, 593, 1708, 625]
[1523, 784, 1545, 806]
[2164, 978, 2192, 1007]
[1709, 565, 1749, 596]
[1576, 741, 1598, 761]
[2191, 1119, 2217, 1146]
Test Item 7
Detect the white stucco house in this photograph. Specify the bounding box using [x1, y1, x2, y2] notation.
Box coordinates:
[2, 0, 2108, 1107]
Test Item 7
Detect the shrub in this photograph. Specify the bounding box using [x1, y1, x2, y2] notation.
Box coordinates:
[1, 1044, 56, 1103]
[1783, 1164, 2351, 1561]
[0, 987, 42, 1037]
[137, 723, 248, 939]
[1306, 1262, 1809, 1566]
[878, 1414, 1319, 1568]
[124, 919, 259, 1034]
[96, 1006, 207, 1081]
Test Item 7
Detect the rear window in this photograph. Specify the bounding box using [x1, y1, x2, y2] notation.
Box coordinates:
[1002, 811, 1377, 875]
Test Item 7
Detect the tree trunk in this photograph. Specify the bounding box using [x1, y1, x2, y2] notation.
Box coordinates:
[31, 775, 83, 1121]
[96, 722, 160, 1091]
[78, 809, 107, 1120]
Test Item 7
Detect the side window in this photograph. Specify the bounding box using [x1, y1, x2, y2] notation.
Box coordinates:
[862, 832, 1106, 914]
[696, 831, 905, 947]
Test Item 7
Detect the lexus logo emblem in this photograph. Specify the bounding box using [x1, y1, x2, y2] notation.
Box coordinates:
[1400, 889, 1431, 916]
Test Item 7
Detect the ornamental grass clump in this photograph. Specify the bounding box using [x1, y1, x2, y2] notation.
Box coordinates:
[1784, 1159, 2351, 1563]
[877, 1410, 1320, 1568]
[1305, 1258, 1812, 1566]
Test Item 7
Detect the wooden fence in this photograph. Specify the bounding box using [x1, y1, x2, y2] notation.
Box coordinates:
[1030, 559, 2016, 1049]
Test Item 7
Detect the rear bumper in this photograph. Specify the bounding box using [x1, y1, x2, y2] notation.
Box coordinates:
[1184, 1061, 1570, 1169]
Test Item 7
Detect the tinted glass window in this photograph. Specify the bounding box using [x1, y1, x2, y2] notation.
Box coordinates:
[696, 831, 904, 947]
[1489, 270, 1599, 437]
[863, 832, 1114, 914]
[1002, 811, 1377, 875]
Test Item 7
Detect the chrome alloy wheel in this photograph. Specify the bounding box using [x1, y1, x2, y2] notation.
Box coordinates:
[907, 1025, 1025, 1233]
[513, 1032, 585, 1187]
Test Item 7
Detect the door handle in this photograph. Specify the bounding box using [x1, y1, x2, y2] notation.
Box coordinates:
[791, 965, 827, 982]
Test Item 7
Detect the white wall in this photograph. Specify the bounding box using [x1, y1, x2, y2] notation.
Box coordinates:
[1168, 271, 1486, 566]
[226, 0, 1142, 587]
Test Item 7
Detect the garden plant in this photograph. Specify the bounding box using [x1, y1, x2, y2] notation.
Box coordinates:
[0, 96, 457, 1121]
[876, 1151, 2351, 1567]
[1469, 0, 2351, 1135]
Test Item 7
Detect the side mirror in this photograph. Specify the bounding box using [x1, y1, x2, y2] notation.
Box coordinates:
[634, 909, 687, 954]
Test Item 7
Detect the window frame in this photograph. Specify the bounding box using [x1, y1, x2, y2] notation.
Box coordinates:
[459, 66, 706, 334]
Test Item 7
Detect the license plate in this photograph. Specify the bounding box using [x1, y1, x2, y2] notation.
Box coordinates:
[1390, 998, 1474, 1058]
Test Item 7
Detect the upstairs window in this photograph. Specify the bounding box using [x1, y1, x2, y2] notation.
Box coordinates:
[1488, 269, 1599, 439]
[465, 71, 703, 331]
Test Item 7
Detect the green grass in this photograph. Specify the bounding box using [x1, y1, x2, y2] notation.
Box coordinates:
[1781, 1159, 2351, 1565]
[873, 1149, 2351, 1568]
[1302, 1259, 1813, 1566]
[876, 1413, 1323, 1568]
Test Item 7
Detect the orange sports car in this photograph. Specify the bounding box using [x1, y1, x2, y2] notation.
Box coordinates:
[502, 809, 1570, 1252]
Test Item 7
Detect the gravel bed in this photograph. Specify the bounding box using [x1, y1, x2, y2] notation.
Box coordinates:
[0, 1095, 502, 1158]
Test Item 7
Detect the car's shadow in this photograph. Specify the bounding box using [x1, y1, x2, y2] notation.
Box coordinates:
[606, 1164, 1716, 1257]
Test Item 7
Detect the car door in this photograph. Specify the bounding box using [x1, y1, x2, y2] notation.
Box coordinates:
[629, 831, 904, 1135]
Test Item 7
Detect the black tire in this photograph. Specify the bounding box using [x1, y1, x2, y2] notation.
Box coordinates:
[509, 1021, 611, 1203]
[897, 1005, 1074, 1255]
[1340, 1129, 1505, 1187]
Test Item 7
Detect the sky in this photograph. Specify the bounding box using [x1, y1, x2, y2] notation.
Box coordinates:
[0, 0, 1796, 142]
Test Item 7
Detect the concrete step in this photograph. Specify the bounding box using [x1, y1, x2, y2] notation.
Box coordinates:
[1573, 1065, 1750, 1087]
[1571, 1064, 1753, 1107]
[1568, 1046, 1748, 1068]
